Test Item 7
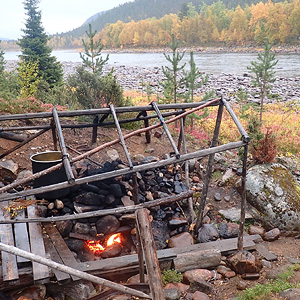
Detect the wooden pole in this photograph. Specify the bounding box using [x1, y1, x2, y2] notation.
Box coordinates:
[52, 108, 75, 184]
[51, 119, 58, 151]
[132, 173, 139, 205]
[238, 144, 249, 250]
[91, 115, 99, 144]
[0, 242, 151, 299]
[110, 104, 133, 169]
[66, 145, 102, 167]
[0, 191, 193, 224]
[0, 99, 221, 121]
[195, 102, 224, 232]
[143, 111, 151, 144]
[135, 229, 145, 283]
[0, 98, 221, 195]
[152, 101, 180, 159]
[136, 208, 166, 300]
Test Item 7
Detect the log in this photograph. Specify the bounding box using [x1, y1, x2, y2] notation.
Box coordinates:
[174, 249, 221, 272]
[136, 208, 166, 300]
[0, 242, 151, 299]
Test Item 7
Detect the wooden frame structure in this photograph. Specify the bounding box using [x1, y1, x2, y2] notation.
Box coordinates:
[0, 97, 250, 299]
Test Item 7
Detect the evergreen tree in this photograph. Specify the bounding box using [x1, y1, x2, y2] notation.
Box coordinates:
[80, 24, 109, 75]
[160, 34, 186, 104]
[184, 51, 210, 130]
[0, 42, 5, 75]
[17, 0, 63, 88]
[247, 38, 278, 122]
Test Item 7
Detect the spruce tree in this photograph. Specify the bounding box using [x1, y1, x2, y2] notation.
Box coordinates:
[18, 0, 63, 88]
[161, 34, 186, 104]
[0, 42, 5, 75]
[247, 38, 278, 122]
[80, 24, 109, 75]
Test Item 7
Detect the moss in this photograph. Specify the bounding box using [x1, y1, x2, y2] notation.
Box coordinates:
[269, 165, 300, 211]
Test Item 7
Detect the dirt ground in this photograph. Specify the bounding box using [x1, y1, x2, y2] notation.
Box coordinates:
[1, 119, 300, 300]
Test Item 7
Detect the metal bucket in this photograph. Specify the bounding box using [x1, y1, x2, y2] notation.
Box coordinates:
[30, 151, 70, 200]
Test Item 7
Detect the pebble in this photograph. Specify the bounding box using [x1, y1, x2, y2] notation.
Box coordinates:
[5, 61, 300, 103]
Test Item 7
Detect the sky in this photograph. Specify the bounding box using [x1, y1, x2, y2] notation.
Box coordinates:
[0, 0, 134, 40]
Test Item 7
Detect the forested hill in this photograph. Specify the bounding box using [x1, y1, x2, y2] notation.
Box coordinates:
[59, 0, 268, 39]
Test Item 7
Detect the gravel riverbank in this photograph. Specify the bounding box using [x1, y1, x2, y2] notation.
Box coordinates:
[5, 60, 300, 104]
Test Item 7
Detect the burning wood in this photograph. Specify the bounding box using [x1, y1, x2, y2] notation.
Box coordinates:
[86, 233, 122, 256]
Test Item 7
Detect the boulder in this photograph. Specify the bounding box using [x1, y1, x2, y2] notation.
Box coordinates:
[246, 163, 300, 231]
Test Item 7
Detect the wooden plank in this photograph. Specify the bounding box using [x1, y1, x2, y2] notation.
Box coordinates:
[255, 244, 278, 261]
[14, 209, 30, 263]
[77, 248, 176, 273]
[0, 201, 19, 281]
[43, 223, 79, 280]
[42, 230, 71, 282]
[27, 204, 49, 281]
[171, 235, 260, 256]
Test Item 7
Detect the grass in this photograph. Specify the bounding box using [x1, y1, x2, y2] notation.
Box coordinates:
[238, 264, 300, 300]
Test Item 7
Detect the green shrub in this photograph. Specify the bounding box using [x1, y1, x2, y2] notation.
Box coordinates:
[161, 269, 183, 286]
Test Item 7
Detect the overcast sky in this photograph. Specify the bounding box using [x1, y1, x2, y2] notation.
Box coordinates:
[0, 0, 134, 40]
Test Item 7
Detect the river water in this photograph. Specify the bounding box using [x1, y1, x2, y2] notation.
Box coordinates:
[4, 49, 300, 78]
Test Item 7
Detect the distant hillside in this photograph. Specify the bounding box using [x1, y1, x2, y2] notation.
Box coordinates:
[57, 0, 266, 39]
[82, 11, 107, 26]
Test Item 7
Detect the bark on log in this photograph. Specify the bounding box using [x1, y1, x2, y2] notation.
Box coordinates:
[136, 208, 166, 300]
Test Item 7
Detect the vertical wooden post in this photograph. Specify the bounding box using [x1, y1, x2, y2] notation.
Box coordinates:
[51, 119, 58, 151]
[92, 115, 99, 144]
[195, 102, 224, 232]
[132, 173, 139, 205]
[135, 229, 145, 283]
[143, 111, 151, 144]
[238, 144, 248, 250]
[136, 208, 166, 300]
[177, 115, 186, 152]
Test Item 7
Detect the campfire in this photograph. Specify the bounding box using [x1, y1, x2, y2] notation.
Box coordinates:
[86, 233, 122, 256]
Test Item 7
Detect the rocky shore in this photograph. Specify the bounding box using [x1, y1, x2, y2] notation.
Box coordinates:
[5, 60, 300, 104]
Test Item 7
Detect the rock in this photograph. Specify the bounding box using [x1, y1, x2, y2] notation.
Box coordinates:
[121, 195, 134, 206]
[151, 219, 170, 250]
[279, 288, 300, 299]
[168, 232, 194, 248]
[55, 220, 73, 238]
[168, 217, 188, 227]
[16, 170, 32, 181]
[192, 176, 201, 183]
[227, 250, 262, 275]
[104, 194, 116, 205]
[197, 224, 219, 243]
[218, 208, 253, 222]
[54, 199, 64, 210]
[65, 238, 85, 253]
[164, 283, 189, 295]
[96, 215, 120, 235]
[101, 243, 122, 258]
[127, 274, 148, 284]
[192, 291, 210, 300]
[241, 273, 260, 280]
[236, 280, 248, 290]
[222, 168, 236, 184]
[217, 265, 236, 278]
[109, 183, 124, 198]
[277, 156, 298, 173]
[245, 163, 300, 231]
[74, 222, 90, 235]
[164, 288, 182, 300]
[248, 225, 266, 237]
[263, 228, 281, 241]
[75, 192, 102, 206]
[183, 269, 214, 282]
[214, 192, 222, 201]
[106, 149, 120, 161]
[218, 222, 239, 239]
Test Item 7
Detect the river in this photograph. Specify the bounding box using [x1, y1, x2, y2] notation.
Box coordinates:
[4, 49, 300, 78]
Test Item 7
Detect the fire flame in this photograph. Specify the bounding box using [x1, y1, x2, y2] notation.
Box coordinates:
[86, 233, 122, 255]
